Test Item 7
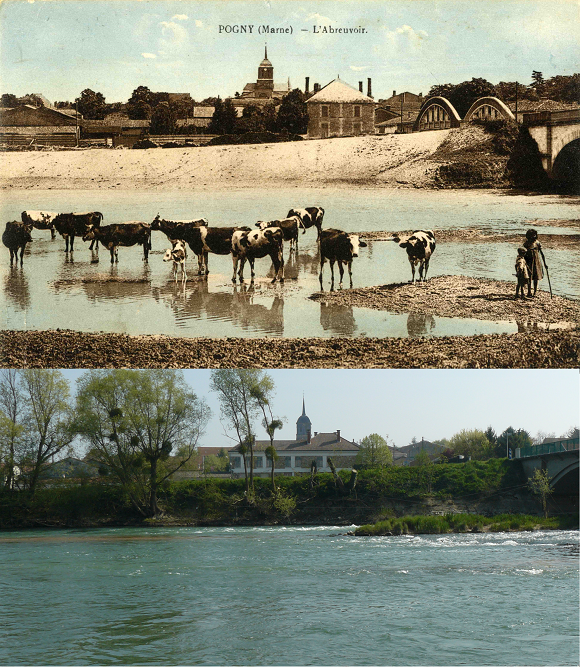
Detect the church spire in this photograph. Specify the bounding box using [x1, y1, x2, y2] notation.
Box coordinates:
[265, 44, 268, 60]
[302, 394, 306, 416]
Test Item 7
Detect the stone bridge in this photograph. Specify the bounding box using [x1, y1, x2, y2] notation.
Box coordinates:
[515, 439, 579, 495]
[523, 109, 580, 181]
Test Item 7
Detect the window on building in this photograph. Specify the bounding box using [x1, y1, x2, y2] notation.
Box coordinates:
[254, 457, 263, 469]
[284, 456, 292, 468]
[321, 105, 329, 118]
[294, 456, 301, 468]
[354, 105, 361, 118]
[231, 457, 241, 468]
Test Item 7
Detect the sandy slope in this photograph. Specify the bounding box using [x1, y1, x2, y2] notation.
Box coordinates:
[0, 131, 450, 191]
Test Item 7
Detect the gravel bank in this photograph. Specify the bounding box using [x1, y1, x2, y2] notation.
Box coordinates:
[310, 276, 580, 324]
[2, 329, 578, 369]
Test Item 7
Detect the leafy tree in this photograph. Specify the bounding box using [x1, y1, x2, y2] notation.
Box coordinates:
[73, 370, 210, 517]
[127, 86, 159, 119]
[496, 427, 531, 458]
[542, 74, 580, 104]
[0, 93, 19, 107]
[2, 370, 73, 495]
[150, 101, 176, 134]
[414, 449, 434, 493]
[355, 433, 393, 468]
[277, 88, 308, 134]
[20, 93, 45, 107]
[75, 88, 106, 120]
[0, 370, 26, 490]
[528, 468, 553, 518]
[531, 70, 545, 90]
[484, 426, 497, 452]
[250, 375, 283, 494]
[239, 104, 266, 133]
[448, 429, 495, 461]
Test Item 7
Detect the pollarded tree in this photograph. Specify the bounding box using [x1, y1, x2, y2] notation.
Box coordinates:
[355, 433, 393, 468]
[250, 376, 284, 494]
[73, 370, 211, 517]
[210, 369, 279, 495]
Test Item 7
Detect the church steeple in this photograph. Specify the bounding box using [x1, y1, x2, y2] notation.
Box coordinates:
[296, 395, 312, 442]
[257, 45, 274, 96]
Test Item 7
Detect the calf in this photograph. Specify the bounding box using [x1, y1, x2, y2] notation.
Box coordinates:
[256, 216, 301, 251]
[151, 214, 208, 274]
[287, 206, 325, 239]
[231, 227, 285, 284]
[391, 230, 436, 282]
[178, 225, 251, 276]
[21, 210, 58, 239]
[83, 222, 152, 263]
[3, 221, 33, 266]
[319, 228, 367, 291]
[53, 211, 103, 252]
[163, 239, 188, 283]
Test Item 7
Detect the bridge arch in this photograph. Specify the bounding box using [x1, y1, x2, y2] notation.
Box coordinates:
[464, 97, 515, 122]
[413, 97, 461, 132]
[550, 458, 579, 495]
[551, 127, 580, 163]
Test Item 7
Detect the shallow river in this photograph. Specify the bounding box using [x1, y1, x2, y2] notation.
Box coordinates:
[1, 188, 578, 338]
[0, 526, 577, 666]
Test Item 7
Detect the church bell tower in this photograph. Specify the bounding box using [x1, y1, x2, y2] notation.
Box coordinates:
[296, 396, 312, 442]
[256, 45, 274, 98]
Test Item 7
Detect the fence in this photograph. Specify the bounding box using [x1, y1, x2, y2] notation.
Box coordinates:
[516, 437, 579, 459]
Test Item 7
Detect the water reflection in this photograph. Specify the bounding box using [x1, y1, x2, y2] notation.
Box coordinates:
[156, 281, 286, 335]
[319, 302, 357, 335]
[3, 267, 30, 310]
[407, 313, 436, 337]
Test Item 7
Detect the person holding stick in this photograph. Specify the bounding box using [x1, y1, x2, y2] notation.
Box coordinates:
[523, 228, 549, 297]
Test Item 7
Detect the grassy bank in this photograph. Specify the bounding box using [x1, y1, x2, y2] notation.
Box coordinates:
[355, 513, 578, 536]
[2, 458, 575, 529]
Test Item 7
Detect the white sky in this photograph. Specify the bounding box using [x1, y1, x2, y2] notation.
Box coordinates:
[60, 369, 580, 451]
[1, 0, 579, 103]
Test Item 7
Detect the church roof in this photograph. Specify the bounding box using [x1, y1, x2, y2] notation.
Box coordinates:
[307, 79, 375, 104]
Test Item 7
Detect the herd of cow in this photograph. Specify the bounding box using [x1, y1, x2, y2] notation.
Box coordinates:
[3, 206, 436, 290]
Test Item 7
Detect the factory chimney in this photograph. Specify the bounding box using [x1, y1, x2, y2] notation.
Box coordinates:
[367, 78, 373, 98]
[359, 81, 363, 93]
[305, 77, 310, 94]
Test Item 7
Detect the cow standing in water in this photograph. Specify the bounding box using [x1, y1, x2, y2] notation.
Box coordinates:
[163, 239, 188, 283]
[256, 216, 301, 252]
[391, 230, 436, 282]
[287, 207, 325, 239]
[151, 215, 208, 275]
[3, 221, 33, 266]
[53, 211, 104, 252]
[319, 228, 367, 291]
[83, 222, 152, 263]
[231, 227, 285, 284]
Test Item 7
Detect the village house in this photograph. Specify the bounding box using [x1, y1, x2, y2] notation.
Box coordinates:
[228, 400, 360, 478]
[375, 90, 424, 134]
[306, 78, 375, 139]
[81, 112, 150, 147]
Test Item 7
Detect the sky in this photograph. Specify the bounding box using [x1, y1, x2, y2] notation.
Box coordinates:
[1, 0, 579, 103]
[59, 369, 580, 453]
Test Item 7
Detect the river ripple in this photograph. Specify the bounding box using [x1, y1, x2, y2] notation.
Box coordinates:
[0, 526, 578, 666]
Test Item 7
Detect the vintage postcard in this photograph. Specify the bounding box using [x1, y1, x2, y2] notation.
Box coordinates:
[0, 0, 578, 368]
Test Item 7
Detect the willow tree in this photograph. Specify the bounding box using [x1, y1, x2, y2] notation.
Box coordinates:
[210, 369, 279, 496]
[73, 370, 210, 517]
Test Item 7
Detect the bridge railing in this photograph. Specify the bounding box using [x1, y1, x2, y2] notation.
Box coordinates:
[522, 109, 580, 125]
[516, 438, 579, 458]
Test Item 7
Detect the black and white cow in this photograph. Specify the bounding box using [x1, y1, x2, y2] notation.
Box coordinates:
[151, 214, 209, 274]
[319, 228, 367, 291]
[177, 225, 251, 276]
[287, 207, 325, 239]
[231, 227, 285, 284]
[53, 211, 104, 252]
[163, 239, 188, 283]
[83, 222, 151, 263]
[256, 216, 301, 251]
[21, 210, 58, 239]
[3, 221, 33, 266]
[391, 229, 436, 282]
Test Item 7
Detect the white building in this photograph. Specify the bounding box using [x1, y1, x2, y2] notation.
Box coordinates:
[228, 399, 360, 477]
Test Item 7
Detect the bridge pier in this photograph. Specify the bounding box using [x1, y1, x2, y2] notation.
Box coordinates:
[523, 109, 580, 179]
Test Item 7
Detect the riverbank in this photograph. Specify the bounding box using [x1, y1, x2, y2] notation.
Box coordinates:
[2, 328, 579, 368]
[0, 125, 531, 191]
